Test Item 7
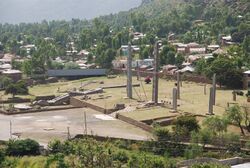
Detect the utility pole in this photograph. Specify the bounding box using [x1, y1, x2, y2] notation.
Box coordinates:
[83, 111, 87, 135]
[127, 42, 133, 99]
[152, 41, 159, 104]
[67, 126, 71, 140]
[10, 120, 12, 139]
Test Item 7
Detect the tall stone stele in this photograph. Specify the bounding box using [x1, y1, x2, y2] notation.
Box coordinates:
[127, 42, 133, 99]
[212, 73, 216, 105]
[177, 72, 181, 99]
[152, 41, 160, 104]
[207, 87, 214, 115]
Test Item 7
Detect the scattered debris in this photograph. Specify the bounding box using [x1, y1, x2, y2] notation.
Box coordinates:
[107, 75, 117, 79]
[43, 128, 55, 131]
[48, 94, 70, 105]
[14, 104, 32, 110]
[32, 100, 50, 106]
[94, 114, 116, 121]
[114, 104, 126, 110]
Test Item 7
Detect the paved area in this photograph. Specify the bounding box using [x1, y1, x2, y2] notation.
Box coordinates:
[231, 163, 250, 168]
[0, 108, 153, 145]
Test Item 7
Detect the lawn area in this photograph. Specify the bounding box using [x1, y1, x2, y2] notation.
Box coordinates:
[80, 75, 249, 120]
[122, 106, 178, 121]
[2, 75, 249, 122]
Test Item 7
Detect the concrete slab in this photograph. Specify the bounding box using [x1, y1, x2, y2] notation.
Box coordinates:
[0, 108, 153, 145]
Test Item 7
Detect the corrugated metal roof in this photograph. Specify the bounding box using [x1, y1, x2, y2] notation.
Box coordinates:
[48, 69, 106, 77]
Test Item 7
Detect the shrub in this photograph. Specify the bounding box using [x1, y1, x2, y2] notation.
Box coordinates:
[112, 150, 129, 163]
[6, 139, 40, 156]
[48, 139, 63, 154]
[154, 127, 171, 141]
[184, 144, 203, 159]
[245, 141, 250, 149]
[172, 115, 200, 137]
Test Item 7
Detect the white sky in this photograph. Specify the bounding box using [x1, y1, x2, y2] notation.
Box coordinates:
[0, 0, 141, 23]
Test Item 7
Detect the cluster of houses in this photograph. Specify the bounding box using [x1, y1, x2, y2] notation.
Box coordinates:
[113, 33, 237, 76]
[0, 53, 22, 82]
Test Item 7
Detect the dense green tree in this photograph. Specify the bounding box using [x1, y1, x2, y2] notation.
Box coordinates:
[205, 57, 243, 88]
[202, 116, 228, 135]
[64, 62, 80, 70]
[5, 80, 28, 98]
[225, 105, 245, 136]
[6, 139, 40, 156]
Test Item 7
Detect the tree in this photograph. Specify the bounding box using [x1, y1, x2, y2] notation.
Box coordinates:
[205, 57, 243, 88]
[175, 53, 185, 68]
[225, 105, 245, 135]
[5, 80, 28, 98]
[202, 116, 228, 135]
[0, 76, 12, 89]
[22, 60, 33, 76]
[6, 139, 40, 156]
[172, 115, 200, 138]
[50, 61, 64, 70]
[160, 45, 176, 65]
[64, 62, 80, 69]
[96, 48, 116, 69]
[191, 128, 213, 148]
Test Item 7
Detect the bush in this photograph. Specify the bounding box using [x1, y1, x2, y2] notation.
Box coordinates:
[184, 144, 203, 159]
[0, 149, 5, 165]
[48, 139, 63, 154]
[172, 115, 200, 137]
[6, 139, 40, 156]
[245, 141, 250, 149]
[112, 150, 129, 163]
[154, 127, 171, 141]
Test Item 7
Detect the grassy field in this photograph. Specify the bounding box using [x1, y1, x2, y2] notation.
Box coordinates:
[76, 75, 249, 119]
[11, 75, 247, 118]
[2, 75, 249, 123]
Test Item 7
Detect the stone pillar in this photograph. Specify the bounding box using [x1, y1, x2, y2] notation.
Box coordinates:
[207, 87, 214, 115]
[172, 88, 177, 112]
[177, 72, 181, 99]
[127, 42, 132, 99]
[204, 84, 206, 95]
[136, 61, 140, 81]
[152, 41, 159, 104]
[212, 74, 216, 105]
[233, 91, 236, 101]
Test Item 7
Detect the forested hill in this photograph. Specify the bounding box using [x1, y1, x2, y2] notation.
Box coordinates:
[102, 0, 250, 42]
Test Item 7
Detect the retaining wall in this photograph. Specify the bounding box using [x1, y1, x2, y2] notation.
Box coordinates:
[70, 97, 115, 114]
[116, 113, 153, 133]
[113, 68, 211, 84]
[178, 157, 246, 167]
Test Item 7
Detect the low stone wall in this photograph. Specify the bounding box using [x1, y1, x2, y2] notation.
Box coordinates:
[141, 115, 178, 125]
[113, 68, 211, 84]
[35, 95, 55, 101]
[178, 157, 245, 167]
[0, 98, 31, 104]
[116, 113, 153, 133]
[70, 97, 115, 114]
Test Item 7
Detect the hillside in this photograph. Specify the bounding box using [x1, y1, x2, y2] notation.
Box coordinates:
[104, 0, 250, 41]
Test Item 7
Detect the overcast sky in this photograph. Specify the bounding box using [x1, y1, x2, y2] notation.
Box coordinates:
[0, 0, 141, 24]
